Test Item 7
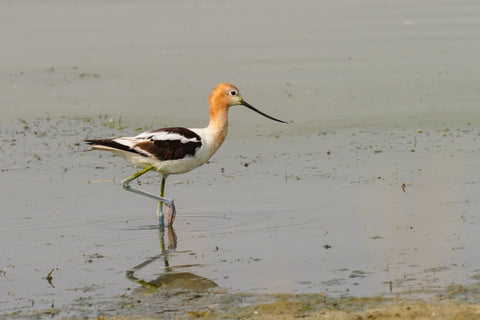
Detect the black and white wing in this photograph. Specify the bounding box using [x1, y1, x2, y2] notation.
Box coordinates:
[86, 127, 203, 161]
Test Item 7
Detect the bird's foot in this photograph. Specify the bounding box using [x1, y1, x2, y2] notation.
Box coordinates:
[164, 200, 176, 226]
[157, 199, 176, 227]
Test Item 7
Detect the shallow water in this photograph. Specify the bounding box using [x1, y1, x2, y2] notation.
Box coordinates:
[1, 0, 480, 318]
[2, 117, 479, 318]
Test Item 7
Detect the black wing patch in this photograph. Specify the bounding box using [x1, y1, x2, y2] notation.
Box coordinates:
[134, 139, 201, 161]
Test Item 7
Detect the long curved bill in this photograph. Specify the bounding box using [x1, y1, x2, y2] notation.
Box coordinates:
[239, 99, 288, 124]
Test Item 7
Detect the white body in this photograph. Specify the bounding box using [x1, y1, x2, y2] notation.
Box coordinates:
[91, 127, 221, 176]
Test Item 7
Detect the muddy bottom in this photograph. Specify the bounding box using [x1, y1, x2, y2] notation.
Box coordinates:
[6, 287, 480, 319]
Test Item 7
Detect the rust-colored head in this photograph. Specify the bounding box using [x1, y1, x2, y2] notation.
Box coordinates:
[208, 83, 287, 124]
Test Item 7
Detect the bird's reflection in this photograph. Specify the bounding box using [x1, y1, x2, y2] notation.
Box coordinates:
[156, 225, 177, 253]
[126, 226, 217, 291]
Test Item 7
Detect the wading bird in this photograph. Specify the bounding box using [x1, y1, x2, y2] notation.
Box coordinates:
[86, 83, 287, 226]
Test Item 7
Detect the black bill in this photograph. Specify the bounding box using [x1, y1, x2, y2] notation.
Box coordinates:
[240, 99, 288, 124]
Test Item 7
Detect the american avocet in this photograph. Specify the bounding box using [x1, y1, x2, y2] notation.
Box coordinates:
[86, 83, 287, 226]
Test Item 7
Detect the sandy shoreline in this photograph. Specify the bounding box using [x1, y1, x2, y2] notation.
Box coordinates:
[8, 292, 480, 319]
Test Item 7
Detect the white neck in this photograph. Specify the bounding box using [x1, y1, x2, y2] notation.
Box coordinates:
[204, 107, 229, 158]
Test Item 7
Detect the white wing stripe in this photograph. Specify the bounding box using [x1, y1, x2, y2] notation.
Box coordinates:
[135, 132, 200, 144]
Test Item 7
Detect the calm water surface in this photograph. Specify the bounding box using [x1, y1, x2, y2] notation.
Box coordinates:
[1, 0, 480, 318]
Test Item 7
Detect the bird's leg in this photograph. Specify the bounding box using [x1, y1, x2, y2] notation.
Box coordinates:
[156, 176, 165, 224]
[121, 166, 173, 204]
[156, 175, 176, 226]
[157, 176, 166, 210]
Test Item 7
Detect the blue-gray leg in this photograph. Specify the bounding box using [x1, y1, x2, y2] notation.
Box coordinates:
[121, 166, 176, 226]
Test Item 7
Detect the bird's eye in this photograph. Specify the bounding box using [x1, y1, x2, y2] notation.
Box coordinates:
[229, 90, 237, 96]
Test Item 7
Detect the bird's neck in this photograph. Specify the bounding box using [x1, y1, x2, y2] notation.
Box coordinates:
[206, 107, 229, 157]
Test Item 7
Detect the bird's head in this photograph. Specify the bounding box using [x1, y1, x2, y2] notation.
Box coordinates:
[209, 83, 287, 124]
